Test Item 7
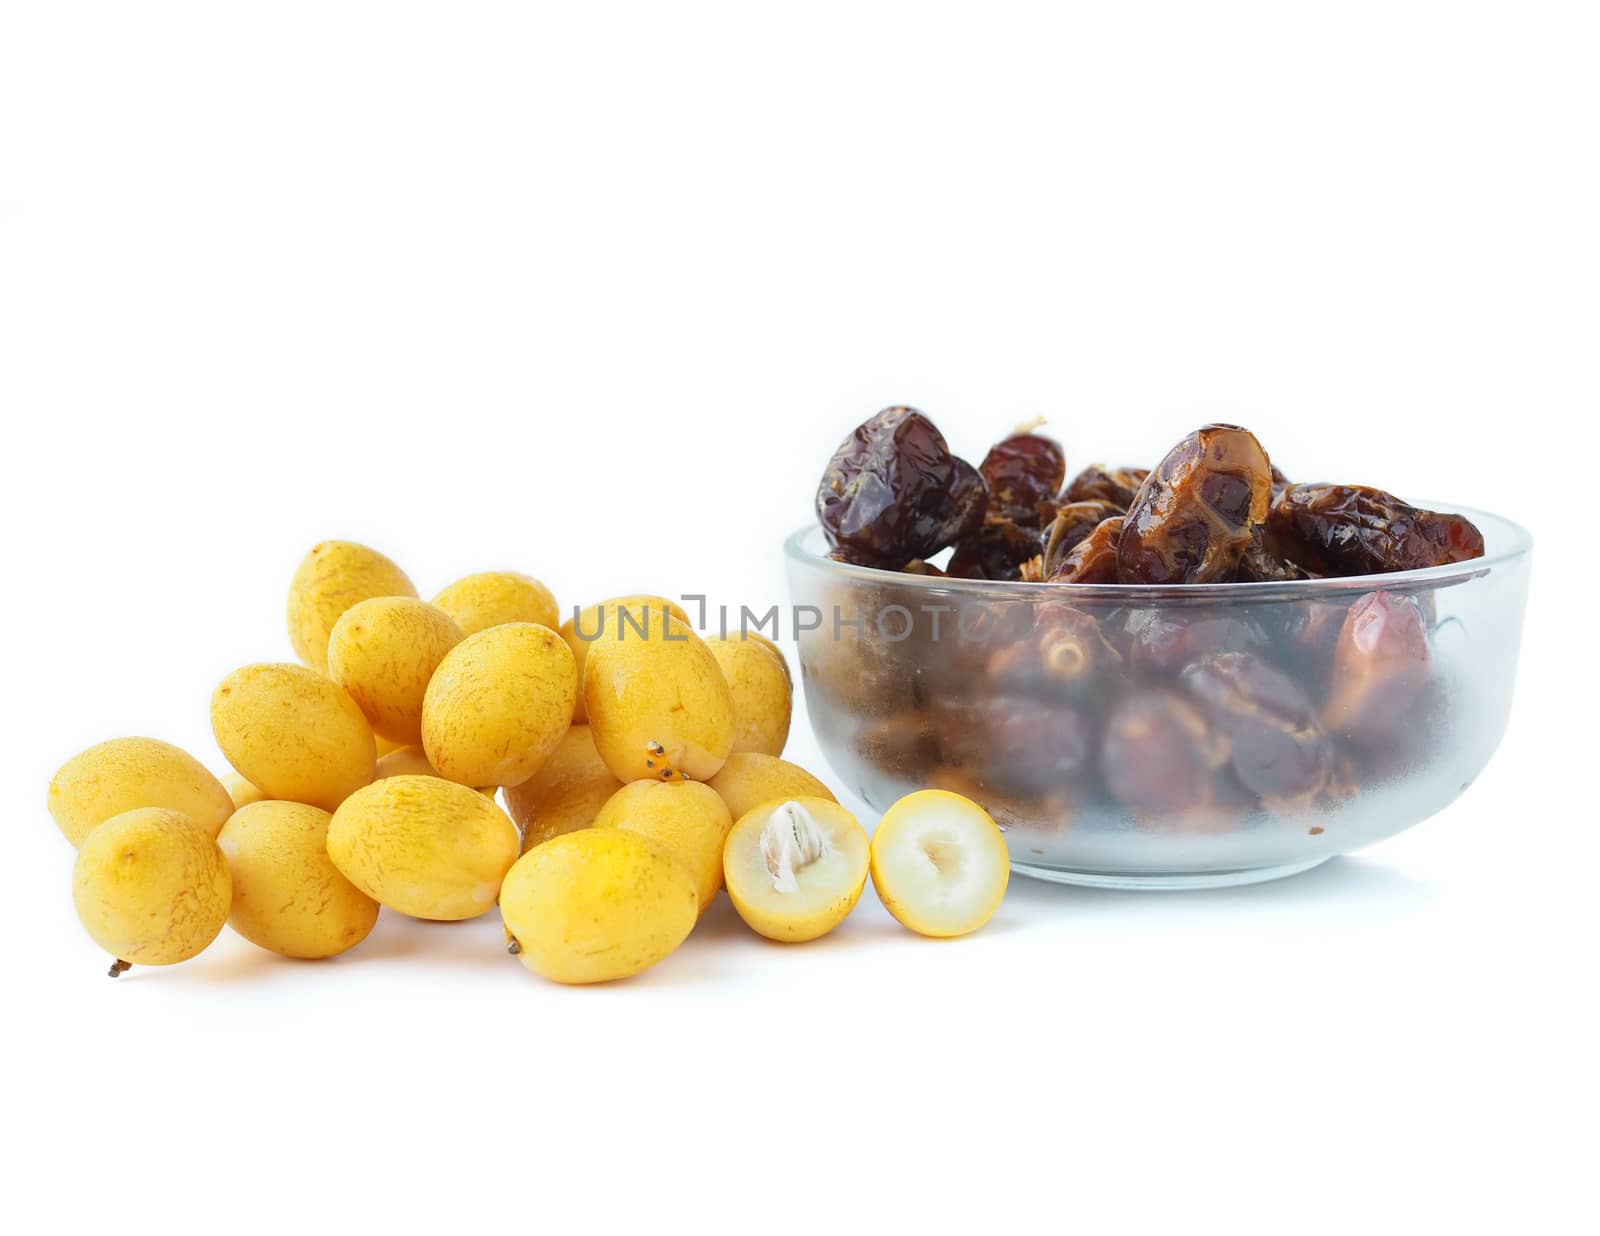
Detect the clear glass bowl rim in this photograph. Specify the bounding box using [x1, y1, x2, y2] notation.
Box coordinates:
[784, 501, 1533, 602]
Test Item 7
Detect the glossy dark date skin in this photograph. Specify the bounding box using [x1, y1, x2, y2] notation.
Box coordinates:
[816, 406, 987, 569]
[1179, 651, 1333, 808]
[1269, 484, 1485, 577]
[1239, 523, 1321, 583]
[1042, 500, 1121, 578]
[934, 456, 989, 549]
[1064, 464, 1149, 511]
[980, 432, 1067, 528]
[1116, 424, 1273, 584]
[947, 515, 1044, 580]
[1047, 516, 1124, 584]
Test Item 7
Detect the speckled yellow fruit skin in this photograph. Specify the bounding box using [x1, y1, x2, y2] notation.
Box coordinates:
[869, 789, 1010, 939]
[706, 636, 793, 756]
[212, 663, 376, 812]
[594, 780, 733, 914]
[222, 771, 267, 810]
[499, 829, 698, 984]
[48, 737, 237, 848]
[504, 725, 624, 853]
[584, 613, 734, 783]
[705, 753, 835, 824]
[72, 807, 231, 965]
[744, 630, 792, 688]
[373, 746, 495, 796]
[373, 745, 443, 780]
[217, 800, 378, 958]
[432, 572, 559, 637]
[326, 775, 518, 920]
[421, 623, 577, 788]
[327, 597, 465, 746]
[286, 540, 416, 674]
[561, 595, 689, 723]
[722, 797, 868, 943]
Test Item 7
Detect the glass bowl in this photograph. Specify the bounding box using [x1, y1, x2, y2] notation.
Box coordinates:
[784, 506, 1532, 889]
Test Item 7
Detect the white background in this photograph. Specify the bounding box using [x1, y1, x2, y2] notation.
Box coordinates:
[3, 3, 1596, 1232]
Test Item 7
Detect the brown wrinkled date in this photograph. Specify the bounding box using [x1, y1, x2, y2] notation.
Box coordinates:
[947, 515, 1043, 581]
[938, 457, 990, 549]
[1117, 424, 1273, 584]
[815, 406, 986, 569]
[813, 409, 1485, 584]
[1047, 516, 1123, 584]
[936, 695, 1093, 797]
[1269, 484, 1485, 577]
[1064, 464, 1149, 510]
[809, 407, 1489, 838]
[979, 428, 1066, 528]
[1101, 690, 1249, 832]
[1322, 592, 1432, 752]
[1123, 608, 1270, 676]
[943, 427, 1065, 579]
[1239, 523, 1320, 583]
[1042, 500, 1121, 578]
[1179, 651, 1334, 810]
[987, 603, 1124, 702]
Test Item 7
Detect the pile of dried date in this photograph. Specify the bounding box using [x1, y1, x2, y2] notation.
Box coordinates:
[816, 407, 1484, 584]
[812, 408, 1490, 838]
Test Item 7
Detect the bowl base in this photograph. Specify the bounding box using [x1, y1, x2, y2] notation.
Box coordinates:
[1010, 856, 1329, 891]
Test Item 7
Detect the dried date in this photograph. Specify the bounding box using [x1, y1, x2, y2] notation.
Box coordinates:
[1064, 464, 1149, 510]
[1047, 516, 1124, 584]
[931, 455, 989, 550]
[980, 429, 1067, 528]
[935, 695, 1093, 796]
[1268, 598, 1349, 690]
[1042, 500, 1121, 578]
[1268, 483, 1485, 577]
[1321, 591, 1432, 751]
[816, 406, 988, 569]
[1122, 608, 1270, 676]
[1179, 651, 1333, 809]
[1101, 689, 1250, 831]
[987, 602, 1124, 701]
[1116, 424, 1273, 584]
[1238, 523, 1321, 583]
[948, 515, 1044, 580]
